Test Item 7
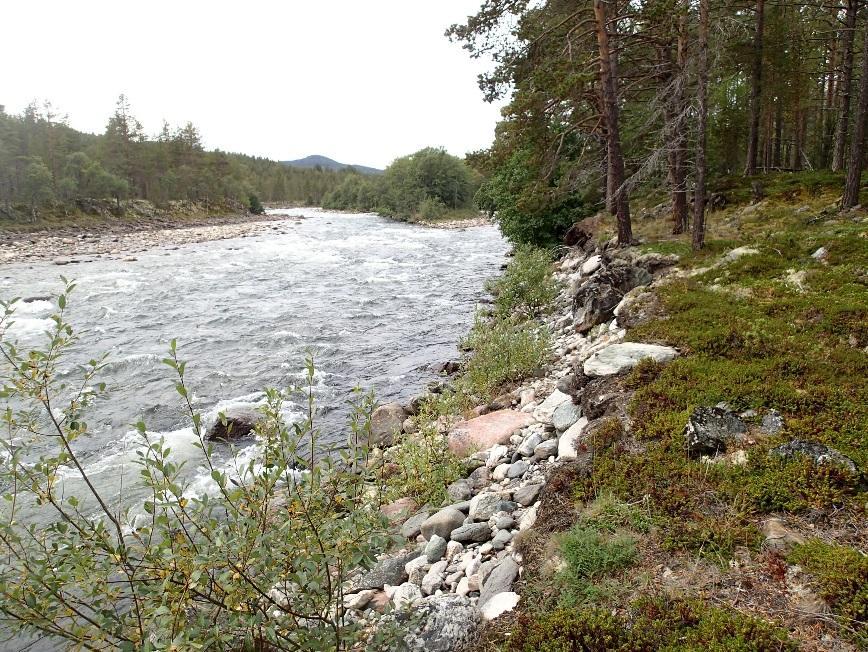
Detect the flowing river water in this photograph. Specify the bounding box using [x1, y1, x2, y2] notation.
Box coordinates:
[0, 208, 508, 525]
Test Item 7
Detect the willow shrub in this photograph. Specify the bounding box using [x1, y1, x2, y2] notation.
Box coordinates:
[457, 313, 550, 404]
[0, 281, 399, 651]
[486, 244, 558, 320]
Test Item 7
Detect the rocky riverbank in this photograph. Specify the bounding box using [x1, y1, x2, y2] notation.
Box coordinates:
[0, 209, 302, 267]
[338, 217, 865, 650]
[336, 240, 683, 648]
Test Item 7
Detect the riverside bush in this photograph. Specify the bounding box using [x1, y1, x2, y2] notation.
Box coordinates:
[457, 314, 549, 402]
[0, 282, 399, 650]
[486, 244, 558, 319]
[387, 398, 464, 507]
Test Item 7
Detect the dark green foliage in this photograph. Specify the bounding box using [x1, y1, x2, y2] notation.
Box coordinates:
[323, 147, 480, 221]
[555, 525, 637, 605]
[662, 518, 762, 561]
[474, 148, 597, 247]
[788, 540, 868, 644]
[486, 244, 558, 319]
[0, 99, 353, 217]
[248, 193, 264, 215]
[506, 597, 797, 651]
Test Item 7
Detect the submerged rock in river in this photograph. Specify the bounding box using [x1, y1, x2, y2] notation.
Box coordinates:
[206, 407, 261, 441]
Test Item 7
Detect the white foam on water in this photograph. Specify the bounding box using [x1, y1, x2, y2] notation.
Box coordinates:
[3, 316, 55, 341]
[14, 299, 54, 315]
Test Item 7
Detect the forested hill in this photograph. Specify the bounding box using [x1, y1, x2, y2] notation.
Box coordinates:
[282, 154, 383, 175]
[0, 97, 354, 220]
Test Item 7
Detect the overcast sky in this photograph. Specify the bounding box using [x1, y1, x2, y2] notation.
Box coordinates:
[2, 0, 505, 169]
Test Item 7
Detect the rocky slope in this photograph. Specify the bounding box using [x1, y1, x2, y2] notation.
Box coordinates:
[339, 211, 866, 650]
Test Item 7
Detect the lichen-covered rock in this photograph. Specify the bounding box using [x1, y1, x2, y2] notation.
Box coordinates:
[572, 259, 652, 332]
[533, 389, 572, 424]
[399, 594, 481, 652]
[684, 406, 747, 457]
[583, 342, 678, 376]
[552, 400, 582, 432]
[348, 551, 419, 592]
[760, 409, 785, 435]
[391, 581, 423, 609]
[769, 439, 859, 475]
[469, 492, 504, 521]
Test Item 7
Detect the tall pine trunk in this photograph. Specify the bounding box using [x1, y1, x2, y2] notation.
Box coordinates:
[667, 13, 688, 234]
[833, 0, 859, 171]
[594, 0, 632, 245]
[745, 0, 765, 176]
[843, 22, 868, 208]
[694, 0, 710, 251]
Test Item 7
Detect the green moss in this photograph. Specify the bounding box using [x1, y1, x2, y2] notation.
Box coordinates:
[622, 222, 867, 517]
[788, 540, 868, 645]
[580, 494, 657, 534]
[505, 597, 797, 651]
[662, 517, 762, 562]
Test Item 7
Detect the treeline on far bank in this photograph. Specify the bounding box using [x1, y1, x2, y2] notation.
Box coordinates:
[0, 96, 357, 221]
[322, 147, 482, 221]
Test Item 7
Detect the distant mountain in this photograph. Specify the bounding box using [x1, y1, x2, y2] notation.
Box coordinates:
[281, 155, 382, 175]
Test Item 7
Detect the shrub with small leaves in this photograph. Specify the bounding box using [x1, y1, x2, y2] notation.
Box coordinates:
[0, 282, 401, 650]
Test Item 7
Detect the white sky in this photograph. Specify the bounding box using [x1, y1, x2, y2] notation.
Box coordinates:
[2, 0, 505, 169]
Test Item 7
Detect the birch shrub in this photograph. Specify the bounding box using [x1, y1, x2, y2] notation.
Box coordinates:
[0, 281, 399, 651]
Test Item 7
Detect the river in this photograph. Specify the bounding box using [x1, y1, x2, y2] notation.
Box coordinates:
[0, 208, 508, 521]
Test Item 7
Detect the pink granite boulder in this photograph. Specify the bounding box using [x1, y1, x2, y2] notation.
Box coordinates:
[447, 410, 535, 456]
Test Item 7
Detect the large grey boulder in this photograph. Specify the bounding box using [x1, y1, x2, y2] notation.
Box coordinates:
[684, 406, 747, 457]
[552, 401, 582, 432]
[370, 402, 407, 447]
[348, 551, 420, 592]
[479, 557, 519, 607]
[583, 342, 678, 376]
[400, 594, 481, 652]
[572, 259, 652, 333]
[421, 507, 465, 541]
[450, 522, 492, 543]
[469, 492, 504, 521]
